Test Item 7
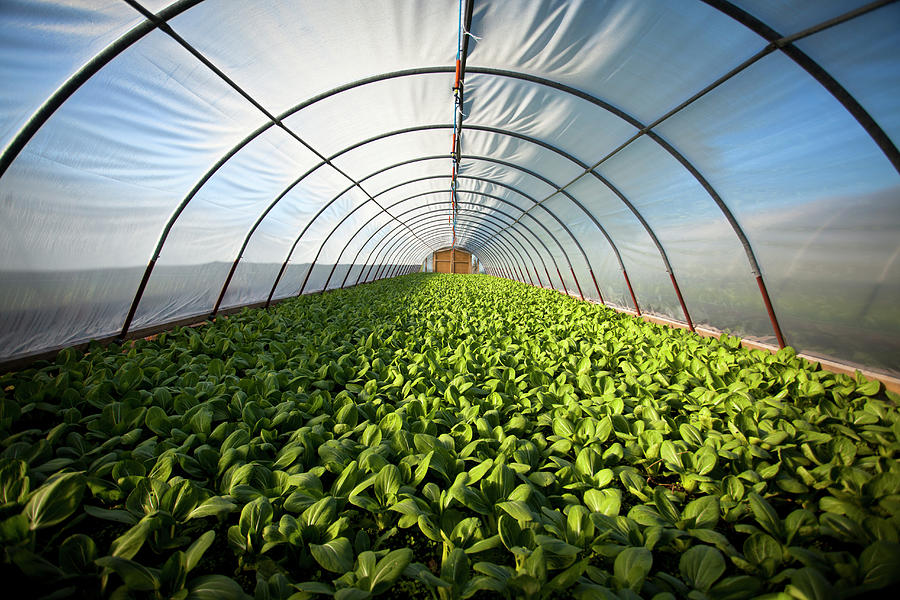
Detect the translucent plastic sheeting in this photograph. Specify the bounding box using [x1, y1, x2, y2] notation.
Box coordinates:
[0, 30, 265, 359]
[595, 136, 770, 337]
[272, 186, 371, 295]
[656, 52, 900, 373]
[131, 126, 322, 328]
[561, 176, 677, 318]
[0, 0, 144, 151]
[463, 129, 583, 191]
[332, 129, 448, 183]
[796, 3, 900, 149]
[458, 159, 559, 209]
[283, 74, 451, 163]
[299, 199, 385, 294]
[464, 73, 638, 165]
[727, 0, 872, 36]
[467, 0, 761, 124]
[168, 0, 456, 117]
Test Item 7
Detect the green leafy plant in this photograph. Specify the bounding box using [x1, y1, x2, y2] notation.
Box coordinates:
[1, 274, 898, 599]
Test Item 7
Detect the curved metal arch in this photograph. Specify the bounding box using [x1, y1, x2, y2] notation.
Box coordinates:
[316, 186, 578, 296]
[339, 203, 535, 290]
[2, 4, 891, 343]
[700, 0, 899, 173]
[377, 240, 434, 282]
[348, 194, 559, 290]
[372, 226, 509, 285]
[463, 238, 519, 281]
[116, 78, 678, 332]
[377, 211, 537, 284]
[341, 196, 548, 291]
[363, 209, 546, 289]
[118, 76, 699, 332]
[296, 185, 569, 298]
[296, 123, 669, 309]
[263, 186, 555, 304]
[331, 153, 632, 300]
[297, 152, 608, 297]
[245, 121, 650, 314]
[379, 218, 530, 285]
[6, 1, 889, 185]
[317, 190, 534, 293]
[358, 211, 542, 290]
[211, 137, 589, 317]
[389, 234, 502, 282]
[357, 173, 593, 297]
[389, 226, 527, 285]
[390, 234, 510, 282]
[384, 228, 499, 280]
[389, 217, 537, 283]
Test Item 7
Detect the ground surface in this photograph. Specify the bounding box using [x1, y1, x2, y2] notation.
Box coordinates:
[1, 273, 898, 599]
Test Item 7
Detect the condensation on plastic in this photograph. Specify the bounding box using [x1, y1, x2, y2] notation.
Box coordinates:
[656, 52, 900, 372]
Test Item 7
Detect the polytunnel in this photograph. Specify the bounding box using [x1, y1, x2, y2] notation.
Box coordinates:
[5, 2, 900, 598]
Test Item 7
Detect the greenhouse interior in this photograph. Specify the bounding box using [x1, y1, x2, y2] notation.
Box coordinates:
[2, 1, 900, 598]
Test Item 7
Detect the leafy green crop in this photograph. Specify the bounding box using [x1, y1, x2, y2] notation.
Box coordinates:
[1, 273, 899, 599]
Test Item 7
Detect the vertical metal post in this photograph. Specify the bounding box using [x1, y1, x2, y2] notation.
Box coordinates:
[670, 272, 695, 332]
[756, 275, 786, 348]
[589, 269, 605, 305]
[571, 266, 584, 300]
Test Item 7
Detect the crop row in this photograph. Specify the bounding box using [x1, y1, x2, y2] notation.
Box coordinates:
[1, 274, 898, 599]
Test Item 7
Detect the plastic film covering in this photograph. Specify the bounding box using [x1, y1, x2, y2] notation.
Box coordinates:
[0, 29, 265, 357]
[467, 0, 762, 123]
[131, 126, 322, 328]
[727, 0, 873, 36]
[795, 3, 900, 148]
[0, 0, 144, 151]
[0, 0, 898, 379]
[595, 136, 769, 336]
[655, 51, 900, 371]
